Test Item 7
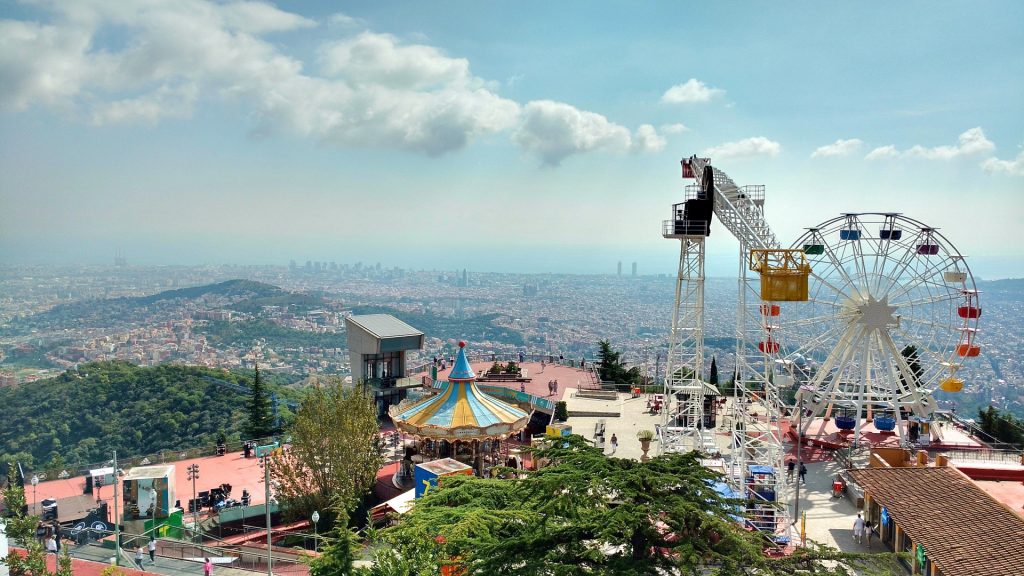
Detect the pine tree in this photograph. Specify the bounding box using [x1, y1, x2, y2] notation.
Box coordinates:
[708, 356, 719, 387]
[244, 364, 275, 439]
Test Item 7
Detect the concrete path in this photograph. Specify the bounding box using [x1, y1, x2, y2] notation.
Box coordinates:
[67, 542, 260, 575]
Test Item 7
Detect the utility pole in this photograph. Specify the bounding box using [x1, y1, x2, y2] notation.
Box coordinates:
[112, 451, 120, 566]
[259, 452, 273, 576]
[793, 385, 814, 535]
[186, 464, 200, 545]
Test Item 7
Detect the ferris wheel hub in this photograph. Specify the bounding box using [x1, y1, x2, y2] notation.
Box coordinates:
[854, 294, 899, 329]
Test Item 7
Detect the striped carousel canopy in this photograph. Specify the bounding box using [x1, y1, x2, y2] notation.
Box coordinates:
[390, 341, 530, 440]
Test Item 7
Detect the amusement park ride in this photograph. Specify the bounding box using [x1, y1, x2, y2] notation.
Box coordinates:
[660, 156, 982, 541]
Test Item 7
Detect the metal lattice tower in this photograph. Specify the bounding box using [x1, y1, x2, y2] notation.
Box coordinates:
[660, 170, 714, 455]
[667, 156, 791, 540]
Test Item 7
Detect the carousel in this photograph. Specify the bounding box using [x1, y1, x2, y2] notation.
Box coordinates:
[389, 341, 532, 486]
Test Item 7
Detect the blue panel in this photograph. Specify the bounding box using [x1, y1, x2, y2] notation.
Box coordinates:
[425, 383, 461, 427]
[464, 387, 499, 427]
[748, 465, 775, 475]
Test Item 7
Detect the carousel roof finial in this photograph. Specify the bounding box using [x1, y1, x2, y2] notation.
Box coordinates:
[449, 340, 475, 380]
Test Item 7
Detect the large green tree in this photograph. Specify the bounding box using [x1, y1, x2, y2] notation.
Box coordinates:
[244, 364, 276, 439]
[355, 436, 900, 575]
[2, 463, 74, 576]
[977, 406, 1024, 447]
[270, 380, 383, 527]
[596, 340, 641, 385]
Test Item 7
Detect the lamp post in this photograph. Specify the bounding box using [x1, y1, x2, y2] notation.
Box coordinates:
[311, 511, 319, 554]
[30, 475, 38, 514]
[112, 451, 121, 566]
[186, 464, 199, 545]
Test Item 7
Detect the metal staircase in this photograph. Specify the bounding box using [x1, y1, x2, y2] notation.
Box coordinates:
[685, 156, 792, 543]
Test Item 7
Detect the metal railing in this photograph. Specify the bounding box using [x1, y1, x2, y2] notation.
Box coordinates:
[944, 448, 1024, 464]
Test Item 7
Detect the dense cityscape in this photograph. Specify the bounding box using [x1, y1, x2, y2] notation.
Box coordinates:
[1, 263, 1020, 419]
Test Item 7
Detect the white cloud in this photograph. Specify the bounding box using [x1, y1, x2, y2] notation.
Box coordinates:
[320, 32, 472, 90]
[0, 0, 661, 163]
[91, 82, 198, 125]
[865, 128, 996, 162]
[631, 124, 666, 154]
[219, 1, 317, 33]
[702, 137, 780, 160]
[660, 123, 688, 134]
[811, 138, 862, 158]
[327, 12, 363, 28]
[904, 127, 995, 160]
[981, 151, 1024, 176]
[513, 100, 632, 166]
[865, 145, 899, 160]
[661, 79, 724, 104]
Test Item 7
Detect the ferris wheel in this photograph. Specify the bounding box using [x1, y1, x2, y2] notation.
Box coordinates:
[774, 213, 981, 445]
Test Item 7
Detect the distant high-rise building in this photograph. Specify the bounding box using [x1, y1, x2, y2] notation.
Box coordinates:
[632, 262, 637, 277]
[617, 261, 622, 276]
[114, 249, 127, 267]
[289, 260, 297, 272]
[462, 269, 468, 286]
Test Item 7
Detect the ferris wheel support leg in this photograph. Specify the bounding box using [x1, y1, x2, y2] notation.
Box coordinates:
[854, 336, 872, 448]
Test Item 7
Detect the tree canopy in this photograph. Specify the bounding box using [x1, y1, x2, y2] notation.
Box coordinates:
[270, 380, 384, 527]
[244, 364, 277, 439]
[354, 436, 899, 576]
[596, 340, 641, 385]
[0, 361, 269, 470]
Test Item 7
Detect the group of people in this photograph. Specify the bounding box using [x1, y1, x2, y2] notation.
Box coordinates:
[547, 379, 559, 396]
[853, 512, 875, 546]
[133, 537, 158, 568]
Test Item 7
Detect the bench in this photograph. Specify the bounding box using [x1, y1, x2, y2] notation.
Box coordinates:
[477, 373, 531, 383]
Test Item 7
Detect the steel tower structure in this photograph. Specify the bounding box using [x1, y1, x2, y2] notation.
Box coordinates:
[662, 156, 795, 541]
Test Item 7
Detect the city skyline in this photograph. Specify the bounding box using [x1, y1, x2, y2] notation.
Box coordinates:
[1, 1, 1023, 278]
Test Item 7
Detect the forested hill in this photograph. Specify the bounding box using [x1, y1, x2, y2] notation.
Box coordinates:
[0, 362, 264, 471]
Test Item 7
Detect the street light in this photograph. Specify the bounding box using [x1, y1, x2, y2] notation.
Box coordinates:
[186, 464, 200, 545]
[30, 475, 39, 514]
[311, 511, 320, 553]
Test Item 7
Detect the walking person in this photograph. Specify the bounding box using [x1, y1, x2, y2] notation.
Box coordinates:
[798, 462, 808, 484]
[135, 545, 145, 569]
[553, 380, 558, 394]
[204, 557, 214, 576]
[853, 513, 865, 544]
[610, 434, 618, 454]
[45, 535, 57, 556]
[787, 460, 795, 482]
[864, 519, 873, 547]
[148, 535, 157, 564]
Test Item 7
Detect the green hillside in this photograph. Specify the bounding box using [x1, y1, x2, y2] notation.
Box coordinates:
[0, 361, 275, 471]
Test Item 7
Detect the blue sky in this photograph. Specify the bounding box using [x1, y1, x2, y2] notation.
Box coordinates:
[1, 1, 1022, 278]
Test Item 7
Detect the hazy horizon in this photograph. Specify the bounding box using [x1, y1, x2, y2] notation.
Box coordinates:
[2, 1, 1022, 279]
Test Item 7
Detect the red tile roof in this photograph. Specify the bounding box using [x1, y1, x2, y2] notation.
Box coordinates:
[849, 466, 1024, 576]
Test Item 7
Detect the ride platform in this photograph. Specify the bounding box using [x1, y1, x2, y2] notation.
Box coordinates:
[793, 417, 984, 450]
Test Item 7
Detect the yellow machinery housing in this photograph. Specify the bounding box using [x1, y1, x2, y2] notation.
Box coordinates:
[749, 249, 811, 301]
